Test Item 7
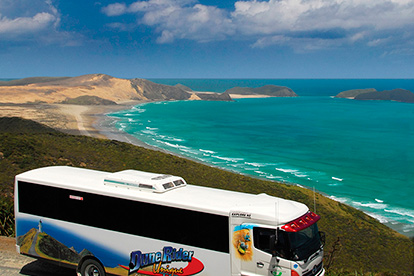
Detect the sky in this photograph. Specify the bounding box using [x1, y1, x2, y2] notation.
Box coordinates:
[1, 0, 414, 78]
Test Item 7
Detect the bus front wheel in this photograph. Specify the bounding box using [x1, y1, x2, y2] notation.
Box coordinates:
[80, 259, 106, 276]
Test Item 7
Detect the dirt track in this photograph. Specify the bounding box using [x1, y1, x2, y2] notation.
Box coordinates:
[0, 236, 75, 276]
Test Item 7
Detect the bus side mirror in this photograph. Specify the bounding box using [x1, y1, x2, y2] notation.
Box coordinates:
[269, 234, 277, 256]
[319, 231, 326, 247]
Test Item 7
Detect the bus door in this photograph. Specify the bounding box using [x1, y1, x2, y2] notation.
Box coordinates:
[230, 217, 273, 276]
[252, 226, 291, 276]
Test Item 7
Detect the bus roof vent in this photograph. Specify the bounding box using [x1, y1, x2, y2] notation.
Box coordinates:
[103, 170, 187, 193]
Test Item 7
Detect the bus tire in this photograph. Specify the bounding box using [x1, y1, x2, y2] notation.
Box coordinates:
[79, 259, 106, 276]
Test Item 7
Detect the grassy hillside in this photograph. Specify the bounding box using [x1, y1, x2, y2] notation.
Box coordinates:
[0, 117, 412, 275]
[335, 88, 377, 98]
[60, 95, 117, 105]
[0, 77, 71, 86]
[355, 88, 414, 103]
[225, 85, 298, 97]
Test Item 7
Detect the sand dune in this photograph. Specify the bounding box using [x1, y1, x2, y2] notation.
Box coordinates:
[0, 74, 144, 104]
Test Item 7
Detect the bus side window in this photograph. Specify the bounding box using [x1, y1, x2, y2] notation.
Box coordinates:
[253, 227, 276, 254]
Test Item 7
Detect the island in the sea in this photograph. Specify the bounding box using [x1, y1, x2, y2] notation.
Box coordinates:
[224, 85, 298, 98]
[0, 74, 297, 104]
[335, 88, 414, 103]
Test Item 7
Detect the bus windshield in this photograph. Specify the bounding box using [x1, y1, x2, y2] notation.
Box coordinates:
[277, 223, 322, 261]
[253, 223, 322, 262]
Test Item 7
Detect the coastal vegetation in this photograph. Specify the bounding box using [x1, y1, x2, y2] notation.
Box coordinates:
[60, 95, 117, 105]
[354, 88, 414, 103]
[0, 117, 412, 275]
[335, 89, 377, 98]
[0, 77, 71, 86]
[336, 88, 414, 103]
[225, 84, 298, 97]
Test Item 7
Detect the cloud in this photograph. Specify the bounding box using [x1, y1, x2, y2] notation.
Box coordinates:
[0, 12, 56, 35]
[102, 0, 414, 51]
[0, 0, 84, 46]
[101, 3, 128, 16]
[103, 0, 234, 42]
[231, 0, 414, 50]
[251, 34, 346, 53]
[0, 0, 60, 35]
[233, 0, 414, 32]
[251, 35, 291, 48]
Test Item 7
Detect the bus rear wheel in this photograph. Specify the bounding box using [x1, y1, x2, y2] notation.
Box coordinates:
[80, 259, 106, 276]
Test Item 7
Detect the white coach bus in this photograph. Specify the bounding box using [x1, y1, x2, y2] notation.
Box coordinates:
[15, 166, 325, 276]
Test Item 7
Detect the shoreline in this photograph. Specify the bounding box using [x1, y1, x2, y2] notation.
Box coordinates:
[91, 104, 164, 151]
[0, 102, 413, 238]
[92, 105, 414, 238]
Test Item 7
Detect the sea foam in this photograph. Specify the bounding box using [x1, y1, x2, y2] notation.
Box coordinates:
[275, 167, 309, 178]
[352, 201, 388, 210]
[199, 149, 216, 154]
[108, 86, 414, 236]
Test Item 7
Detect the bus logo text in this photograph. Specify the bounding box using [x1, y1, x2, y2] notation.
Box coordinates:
[129, 246, 204, 276]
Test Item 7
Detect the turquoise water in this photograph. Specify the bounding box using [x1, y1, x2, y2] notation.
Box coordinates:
[109, 79, 414, 236]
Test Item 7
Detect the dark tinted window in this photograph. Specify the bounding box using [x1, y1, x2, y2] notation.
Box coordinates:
[18, 181, 229, 253]
[253, 227, 276, 254]
[286, 223, 321, 261]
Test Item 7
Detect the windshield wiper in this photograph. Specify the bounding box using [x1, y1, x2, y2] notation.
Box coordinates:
[304, 248, 321, 264]
[292, 237, 320, 261]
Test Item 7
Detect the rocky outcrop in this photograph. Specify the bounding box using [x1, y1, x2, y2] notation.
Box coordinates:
[354, 89, 414, 103]
[193, 91, 232, 101]
[335, 88, 377, 99]
[335, 88, 414, 103]
[225, 85, 298, 97]
[174, 83, 193, 91]
[130, 78, 191, 101]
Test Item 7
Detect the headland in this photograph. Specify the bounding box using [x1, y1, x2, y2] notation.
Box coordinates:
[0, 74, 298, 142]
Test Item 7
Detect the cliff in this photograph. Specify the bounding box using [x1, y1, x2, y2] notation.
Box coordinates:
[129, 78, 191, 101]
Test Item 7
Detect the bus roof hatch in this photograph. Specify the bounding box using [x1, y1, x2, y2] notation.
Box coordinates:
[103, 170, 187, 193]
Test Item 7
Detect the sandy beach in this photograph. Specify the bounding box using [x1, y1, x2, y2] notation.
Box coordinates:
[229, 94, 272, 99]
[0, 102, 146, 143]
[0, 94, 268, 146]
[0, 100, 179, 157]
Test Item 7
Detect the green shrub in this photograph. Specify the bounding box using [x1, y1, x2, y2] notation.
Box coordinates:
[0, 199, 14, 237]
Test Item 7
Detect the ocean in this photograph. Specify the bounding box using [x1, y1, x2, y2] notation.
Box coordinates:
[108, 79, 414, 237]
